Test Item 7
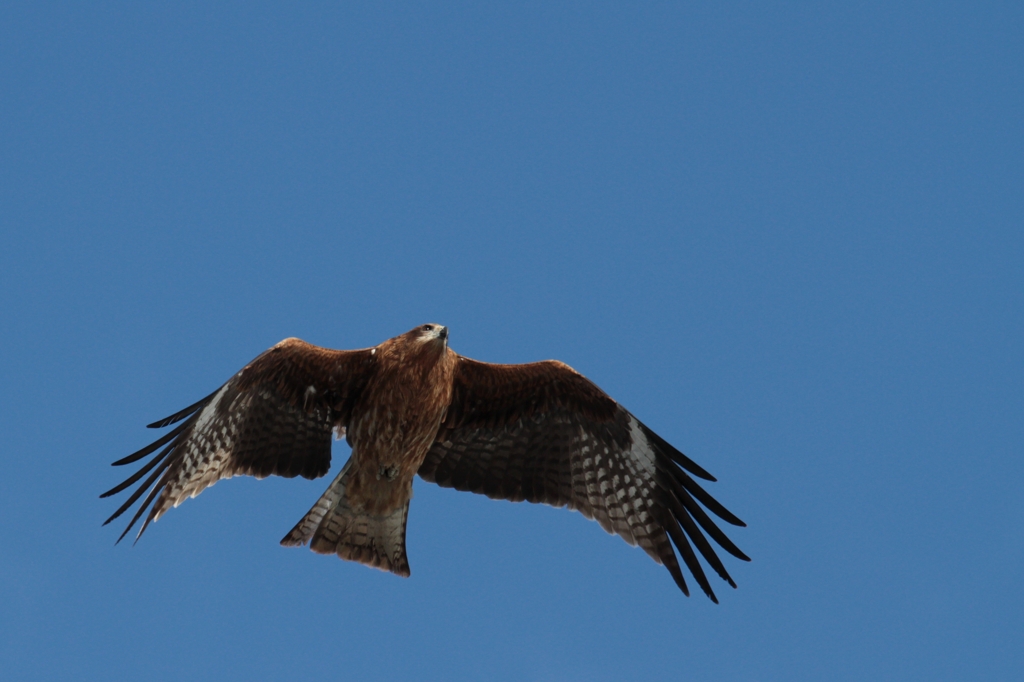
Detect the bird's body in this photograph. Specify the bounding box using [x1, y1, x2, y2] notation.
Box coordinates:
[344, 326, 454, 513]
[104, 324, 749, 600]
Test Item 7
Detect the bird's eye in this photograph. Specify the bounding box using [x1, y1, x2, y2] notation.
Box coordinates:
[422, 325, 432, 332]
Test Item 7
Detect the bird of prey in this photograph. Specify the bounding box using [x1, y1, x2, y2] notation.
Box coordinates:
[103, 324, 748, 601]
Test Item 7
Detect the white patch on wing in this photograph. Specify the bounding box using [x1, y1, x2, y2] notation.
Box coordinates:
[193, 384, 228, 435]
[568, 414, 660, 554]
[625, 414, 657, 476]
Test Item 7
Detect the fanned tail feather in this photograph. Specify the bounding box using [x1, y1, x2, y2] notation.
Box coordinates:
[281, 461, 411, 577]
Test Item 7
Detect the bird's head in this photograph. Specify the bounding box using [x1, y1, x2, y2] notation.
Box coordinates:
[414, 323, 449, 348]
[382, 324, 451, 365]
[404, 323, 450, 369]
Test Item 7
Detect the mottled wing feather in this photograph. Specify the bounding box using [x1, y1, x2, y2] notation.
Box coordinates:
[103, 338, 377, 543]
[419, 356, 749, 601]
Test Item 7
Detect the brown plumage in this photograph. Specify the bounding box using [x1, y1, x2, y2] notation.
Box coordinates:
[103, 323, 749, 600]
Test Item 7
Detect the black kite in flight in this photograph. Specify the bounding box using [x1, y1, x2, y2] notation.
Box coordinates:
[103, 324, 748, 600]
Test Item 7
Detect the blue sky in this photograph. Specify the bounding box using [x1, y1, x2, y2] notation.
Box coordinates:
[1, 2, 1021, 680]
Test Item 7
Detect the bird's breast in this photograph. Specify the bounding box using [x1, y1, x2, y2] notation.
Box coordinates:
[346, 360, 453, 492]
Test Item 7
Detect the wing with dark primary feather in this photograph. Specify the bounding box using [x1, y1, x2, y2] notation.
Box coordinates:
[102, 338, 377, 543]
[418, 356, 749, 601]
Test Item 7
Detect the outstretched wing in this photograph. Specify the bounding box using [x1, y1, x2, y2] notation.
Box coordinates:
[418, 356, 749, 601]
[102, 338, 377, 543]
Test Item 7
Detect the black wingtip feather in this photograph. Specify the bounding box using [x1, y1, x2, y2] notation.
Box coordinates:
[667, 490, 738, 588]
[106, 395, 213, 539]
[666, 463, 746, 527]
[663, 514, 717, 602]
[100, 441, 175, 498]
[111, 420, 190, 466]
[114, 465, 168, 544]
[103, 455, 172, 527]
[145, 388, 219, 428]
[673, 483, 751, 563]
[663, 556, 690, 597]
[659, 462, 751, 564]
[640, 423, 717, 482]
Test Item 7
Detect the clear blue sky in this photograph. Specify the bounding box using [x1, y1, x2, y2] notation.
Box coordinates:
[1, 3, 1021, 680]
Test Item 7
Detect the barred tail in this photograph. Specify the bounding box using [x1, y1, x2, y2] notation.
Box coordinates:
[281, 461, 411, 577]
